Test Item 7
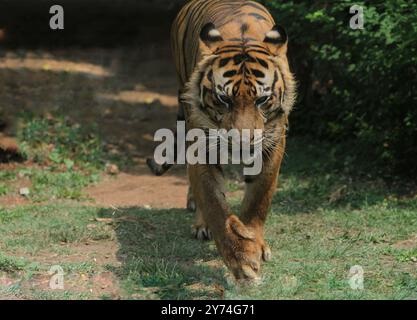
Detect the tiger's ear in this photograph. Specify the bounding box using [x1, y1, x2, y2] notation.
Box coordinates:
[200, 23, 223, 53]
[264, 25, 288, 56]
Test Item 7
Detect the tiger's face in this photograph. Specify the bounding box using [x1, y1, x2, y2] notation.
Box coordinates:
[200, 40, 286, 130]
[184, 23, 296, 147]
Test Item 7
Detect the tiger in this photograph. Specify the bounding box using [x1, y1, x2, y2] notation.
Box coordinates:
[151, 0, 296, 281]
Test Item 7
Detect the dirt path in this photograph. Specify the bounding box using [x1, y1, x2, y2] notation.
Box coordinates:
[0, 43, 220, 299]
[86, 173, 188, 209]
[0, 44, 190, 209]
[80, 45, 190, 209]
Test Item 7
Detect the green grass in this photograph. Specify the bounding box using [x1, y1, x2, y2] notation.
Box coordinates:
[0, 183, 9, 196]
[0, 205, 114, 254]
[0, 171, 15, 196]
[17, 114, 106, 169]
[0, 114, 118, 201]
[0, 253, 27, 273]
[226, 206, 417, 300]
[0, 167, 99, 202]
[28, 290, 92, 300]
[19, 168, 100, 202]
[98, 208, 227, 299]
[0, 137, 416, 299]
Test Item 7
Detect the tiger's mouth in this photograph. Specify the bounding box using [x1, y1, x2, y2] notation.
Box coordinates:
[203, 129, 265, 164]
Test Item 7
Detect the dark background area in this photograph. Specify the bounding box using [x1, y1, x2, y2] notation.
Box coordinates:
[1, 0, 416, 178]
[0, 0, 185, 47]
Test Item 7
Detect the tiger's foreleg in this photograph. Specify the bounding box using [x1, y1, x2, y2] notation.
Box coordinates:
[188, 163, 266, 281]
[240, 135, 286, 263]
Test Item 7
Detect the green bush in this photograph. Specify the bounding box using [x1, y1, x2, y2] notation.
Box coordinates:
[17, 114, 105, 169]
[263, 0, 417, 176]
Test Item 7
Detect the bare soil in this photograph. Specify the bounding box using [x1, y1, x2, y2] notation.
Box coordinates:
[0, 44, 195, 298]
[0, 44, 189, 209]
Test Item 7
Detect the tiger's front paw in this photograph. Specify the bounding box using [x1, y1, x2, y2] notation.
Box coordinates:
[220, 215, 266, 282]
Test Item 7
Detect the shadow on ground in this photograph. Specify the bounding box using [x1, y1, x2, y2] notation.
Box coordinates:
[0, 45, 178, 164]
[98, 207, 228, 299]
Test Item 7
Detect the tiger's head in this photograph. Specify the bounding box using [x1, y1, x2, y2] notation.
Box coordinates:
[183, 22, 296, 150]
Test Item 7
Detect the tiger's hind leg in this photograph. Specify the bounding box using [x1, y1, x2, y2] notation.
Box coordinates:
[191, 207, 212, 241]
[187, 166, 211, 241]
[187, 185, 196, 212]
[146, 90, 186, 176]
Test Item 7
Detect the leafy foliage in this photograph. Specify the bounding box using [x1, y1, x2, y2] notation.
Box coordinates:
[263, 0, 417, 176]
[18, 114, 105, 170]
[0, 114, 107, 202]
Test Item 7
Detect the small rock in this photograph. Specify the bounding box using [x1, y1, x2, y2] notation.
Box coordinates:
[19, 187, 30, 196]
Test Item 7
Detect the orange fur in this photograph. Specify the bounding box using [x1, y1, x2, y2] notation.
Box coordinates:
[171, 0, 296, 281]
